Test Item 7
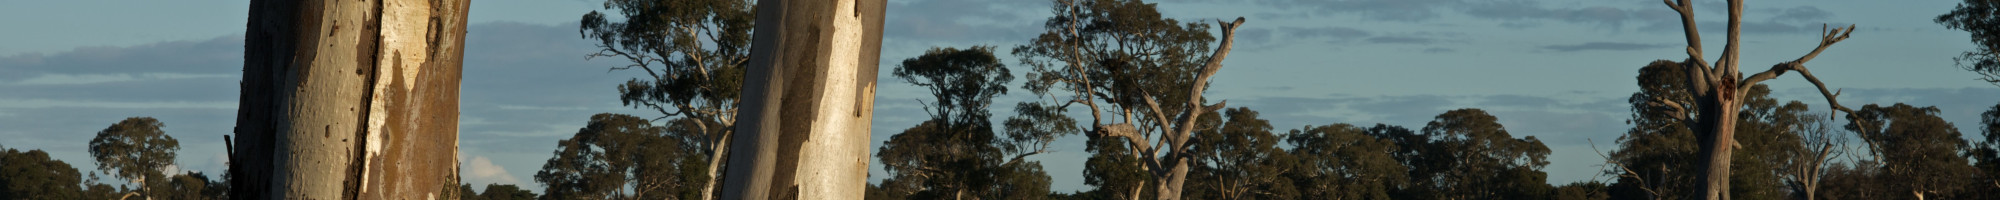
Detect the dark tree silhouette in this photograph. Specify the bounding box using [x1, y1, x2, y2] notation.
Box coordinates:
[89, 117, 177, 199]
[1405, 109, 1552, 200]
[1847, 104, 1978, 199]
[1284, 123, 1407, 200]
[534, 113, 708, 199]
[0, 146, 87, 199]
[1969, 103, 2000, 198]
[1183, 107, 1296, 200]
[1937, 0, 2000, 85]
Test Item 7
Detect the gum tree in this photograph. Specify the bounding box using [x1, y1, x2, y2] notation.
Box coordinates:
[1651, 1, 1865, 199]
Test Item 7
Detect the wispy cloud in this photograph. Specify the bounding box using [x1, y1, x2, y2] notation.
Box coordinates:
[1540, 42, 1669, 52]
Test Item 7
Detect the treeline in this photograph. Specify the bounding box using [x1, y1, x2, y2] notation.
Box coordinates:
[0, 117, 539, 200]
[543, 0, 2000, 199]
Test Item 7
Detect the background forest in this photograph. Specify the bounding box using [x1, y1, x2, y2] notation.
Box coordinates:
[7, 0, 2000, 199]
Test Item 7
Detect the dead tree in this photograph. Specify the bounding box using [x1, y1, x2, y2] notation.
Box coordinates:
[715, 0, 885, 199]
[1654, 0, 1866, 199]
[231, 0, 470, 199]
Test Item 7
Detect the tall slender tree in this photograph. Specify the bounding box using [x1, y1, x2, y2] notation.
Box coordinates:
[1650, 1, 1864, 199]
[1013, 0, 1247, 198]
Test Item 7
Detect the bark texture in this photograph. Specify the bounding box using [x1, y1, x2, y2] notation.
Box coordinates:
[717, 0, 885, 199]
[1656, 1, 1860, 199]
[231, 0, 470, 199]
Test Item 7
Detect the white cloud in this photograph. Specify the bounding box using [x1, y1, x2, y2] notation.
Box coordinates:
[466, 155, 523, 185]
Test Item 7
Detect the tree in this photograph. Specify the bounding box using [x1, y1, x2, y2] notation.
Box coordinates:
[1779, 112, 1847, 200]
[475, 184, 539, 200]
[874, 46, 1016, 199]
[1283, 123, 1407, 200]
[1649, 1, 1864, 199]
[714, 0, 885, 198]
[1816, 161, 1891, 200]
[1969, 103, 2000, 198]
[1607, 60, 1702, 200]
[535, 113, 708, 200]
[1402, 108, 1553, 200]
[578, 0, 754, 197]
[1553, 181, 1612, 200]
[1182, 108, 1296, 200]
[0, 146, 86, 199]
[1607, 60, 1829, 200]
[1846, 103, 1978, 199]
[90, 117, 177, 199]
[152, 172, 228, 200]
[1937, 0, 2000, 85]
[232, 0, 470, 198]
[1013, 0, 1248, 198]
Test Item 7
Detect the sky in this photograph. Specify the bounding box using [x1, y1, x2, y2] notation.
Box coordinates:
[3, 0, 1998, 193]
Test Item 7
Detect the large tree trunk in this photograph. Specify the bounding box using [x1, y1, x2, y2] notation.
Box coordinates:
[716, 0, 884, 199]
[1693, 93, 1741, 200]
[231, 0, 470, 199]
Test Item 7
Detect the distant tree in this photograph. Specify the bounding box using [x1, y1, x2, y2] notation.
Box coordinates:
[577, 0, 755, 197]
[0, 146, 86, 199]
[1779, 112, 1848, 200]
[1406, 109, 1552, 200]
[1182, 108, 1296, 200]
[875, 46, 1023, 199]
[1937, 0, 2000, 85]
[89, 117, 177, 199]
[1847, 103, 1978, 199]
[1816, 161, 1890, 200]
[1553, 181, 1612, 200]
[1283, 123, 1407, 200]
[475, 184, 538, 200]
[152, 172, 226, 200]
[1014, 0, 1249, 198]
[1969, 103, 2000, 198]
[1650, 1, 1864, 198]
[534, 113, 707, 200]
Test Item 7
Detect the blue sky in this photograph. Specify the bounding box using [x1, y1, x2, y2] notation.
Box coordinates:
[3, 0, 1997, 193]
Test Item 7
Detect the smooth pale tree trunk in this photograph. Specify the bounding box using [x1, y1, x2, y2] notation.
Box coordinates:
[231, 0, 470, 199]
[717, 0, 884, 199]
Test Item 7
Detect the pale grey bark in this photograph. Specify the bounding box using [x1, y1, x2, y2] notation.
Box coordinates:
[1656, 1, 1861, 199]
[1089, 18, 1246, 200]
[233, 0, 469, 199]
[717, 0, 884, 199]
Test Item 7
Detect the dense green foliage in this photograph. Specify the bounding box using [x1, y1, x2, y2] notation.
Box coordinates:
[534, 113, 709, 199]
[89, 116, 179, 197]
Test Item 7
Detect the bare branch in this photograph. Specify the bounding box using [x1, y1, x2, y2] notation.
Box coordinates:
[1740, 24, 1856, 89]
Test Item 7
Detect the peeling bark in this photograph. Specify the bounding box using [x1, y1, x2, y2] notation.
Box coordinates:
[232, 0, 469, 199]
[717, 0, 884, 199]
